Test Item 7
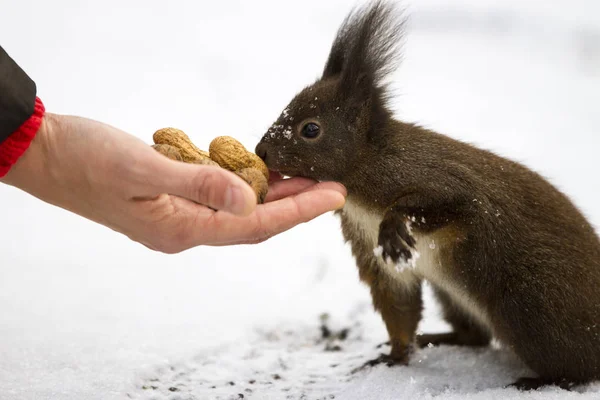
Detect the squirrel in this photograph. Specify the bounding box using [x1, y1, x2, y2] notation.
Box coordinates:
[255, 0, 600, 391]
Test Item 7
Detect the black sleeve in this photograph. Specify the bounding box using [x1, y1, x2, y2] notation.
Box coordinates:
[0, 45, 37, 144]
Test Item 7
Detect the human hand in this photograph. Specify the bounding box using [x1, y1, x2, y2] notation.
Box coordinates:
[0, 113, 346, 253]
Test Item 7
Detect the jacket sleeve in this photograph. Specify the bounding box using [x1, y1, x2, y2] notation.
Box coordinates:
[0, 45, 36, 144]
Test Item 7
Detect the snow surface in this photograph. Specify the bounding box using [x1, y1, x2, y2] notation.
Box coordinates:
[1, 0, 599, 399]
[127, 304, 600, 400]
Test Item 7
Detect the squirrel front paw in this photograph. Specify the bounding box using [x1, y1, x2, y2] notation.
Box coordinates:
[376, 214, 417, 266]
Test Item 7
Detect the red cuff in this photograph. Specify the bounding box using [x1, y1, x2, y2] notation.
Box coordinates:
[0, 97, 45, 178]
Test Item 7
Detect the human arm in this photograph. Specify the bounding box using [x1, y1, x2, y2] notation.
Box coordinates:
[0, 46, 346, 252]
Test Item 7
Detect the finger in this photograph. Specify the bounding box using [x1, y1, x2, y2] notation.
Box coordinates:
[149, 156, 257, 216]
[144, 181, 346, 252]
[266, 179, 347, 203]
[198, 185, 347, 245]
[264, 177, 319, 203]
[268, 170, 285, 184]
[297, 181, 347, 196]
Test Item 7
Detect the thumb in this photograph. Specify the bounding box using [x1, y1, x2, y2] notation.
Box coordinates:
[152, 158, 257, 216]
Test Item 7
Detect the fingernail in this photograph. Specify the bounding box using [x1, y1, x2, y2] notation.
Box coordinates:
[335, 183, 348, 196]
[333, 193, 346, 210]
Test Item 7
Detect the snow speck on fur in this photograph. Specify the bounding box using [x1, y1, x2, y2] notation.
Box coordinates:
[373, 245, 384, 258]
[395, 250, 420, 273]
[283, 126, 294, 140]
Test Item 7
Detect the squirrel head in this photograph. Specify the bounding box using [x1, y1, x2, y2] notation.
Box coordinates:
[256, 0, 405, 183]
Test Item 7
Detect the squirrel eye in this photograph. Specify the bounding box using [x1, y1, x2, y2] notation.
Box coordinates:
[301, 122, 320, 139]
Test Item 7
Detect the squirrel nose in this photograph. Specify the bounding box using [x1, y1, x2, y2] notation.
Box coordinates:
[255, 142, 268, 162]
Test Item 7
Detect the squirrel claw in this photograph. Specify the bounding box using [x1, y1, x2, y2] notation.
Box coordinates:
[378, 215, 416, 264]
[351, 353, 408, 374]
[506, 377, 578, 391]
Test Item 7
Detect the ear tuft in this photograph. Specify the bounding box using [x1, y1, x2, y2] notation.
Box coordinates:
[322, 0, 407, 105]
[322, 10, 356, 79]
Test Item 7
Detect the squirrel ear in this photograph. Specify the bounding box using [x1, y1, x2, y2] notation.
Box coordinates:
[322, 47, 344, 78]
[324, 1, 404, 108]
[339, 72, 373, 105]
[322, 20, 351, 79]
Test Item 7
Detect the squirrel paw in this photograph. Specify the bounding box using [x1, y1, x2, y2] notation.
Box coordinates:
[506, 377, 578, 391]
[351, 353, 408, 374]
[377, 214, 417, 265]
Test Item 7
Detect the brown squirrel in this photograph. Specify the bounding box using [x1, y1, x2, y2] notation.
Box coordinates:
[255, 0, 600, 391]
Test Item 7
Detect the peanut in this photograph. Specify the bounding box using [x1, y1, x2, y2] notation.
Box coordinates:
[150, 129, 269, 203]
[235, 168, 269, 204]
[209, 136, 269, 180]
[191, 158, 220, 168]
[152, 144, 183, 161]
[153, 127, 210, 163]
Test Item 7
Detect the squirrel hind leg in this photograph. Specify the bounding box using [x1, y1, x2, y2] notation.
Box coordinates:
[420, 286, 491, 348]
[417, 332, 475, 348]
[506, 377, 580, 391]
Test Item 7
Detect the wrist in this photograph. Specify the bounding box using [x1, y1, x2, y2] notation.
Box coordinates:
[0, 96, 46, 179]
[0, 109, 54, 194]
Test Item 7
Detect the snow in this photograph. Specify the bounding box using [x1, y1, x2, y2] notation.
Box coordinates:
[268, 124, 293, 140]
[1, 0, 599, 399]
[373, 246, 384, 258]
[372, 236, 420, 273]
[126, 307, 600, 400]
[283, 126, 294, 140]
[395, 250, 420, 273]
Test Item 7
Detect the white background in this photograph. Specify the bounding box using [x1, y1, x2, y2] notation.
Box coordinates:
[1, 0, 599, 399]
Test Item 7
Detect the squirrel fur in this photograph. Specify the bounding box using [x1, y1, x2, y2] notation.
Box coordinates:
[255, 0, 600, 390]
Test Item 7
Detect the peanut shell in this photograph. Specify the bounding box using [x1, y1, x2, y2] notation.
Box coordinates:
[191, 158, 220, 167]
[209, 136, 249, 170]
[152, 144, 183, 161]
[235, 167, 269, 204]
[153, 127, 210, 163]
[209, 136, 269, 180]
[247, 152, 269, 181]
